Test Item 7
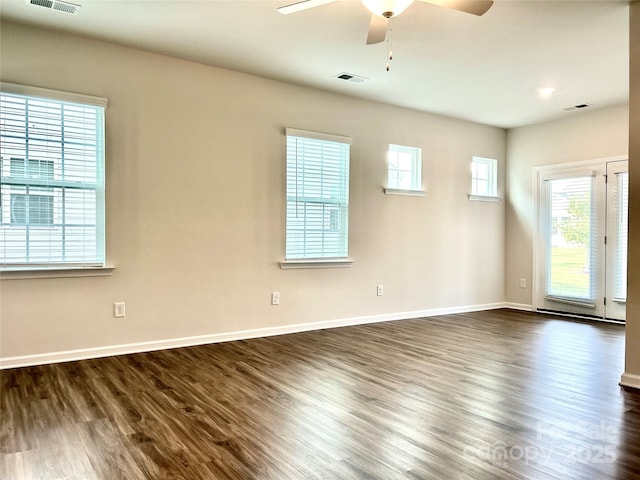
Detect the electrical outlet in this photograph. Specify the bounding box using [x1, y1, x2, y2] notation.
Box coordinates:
[377, 285, 384, 296]
[114, 302, 126, 318]
[271, 292, 280, 305]
[520, 278, 527, 288]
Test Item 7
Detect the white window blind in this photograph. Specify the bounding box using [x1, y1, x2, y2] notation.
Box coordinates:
[285, 129, 350, 260]
[614, 172, 629, 300]
[543, 175, 598, 301]
[387, 144, 422, 191]
[0, 84, 107, 269]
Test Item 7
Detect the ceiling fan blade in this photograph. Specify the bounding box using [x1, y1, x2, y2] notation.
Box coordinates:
[417, 0, 493, 16]
[366, 14, 388, 45]
[277, 0, 338, 15]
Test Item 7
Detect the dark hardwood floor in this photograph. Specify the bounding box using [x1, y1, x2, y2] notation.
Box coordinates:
[2, 309, 640, 479]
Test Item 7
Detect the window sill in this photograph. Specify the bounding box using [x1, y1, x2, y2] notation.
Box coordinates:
[468, 194, 502, 202]
[280, 259, 353, 270]
[1, 265, 115, 280]
[384, 188, 426, 197]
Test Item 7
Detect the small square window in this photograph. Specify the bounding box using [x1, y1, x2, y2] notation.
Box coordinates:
[471, 156, 498, 198]
[386, 144, 423, 194]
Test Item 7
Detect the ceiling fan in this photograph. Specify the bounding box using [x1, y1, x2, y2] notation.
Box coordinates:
[278, 0, 494, 45]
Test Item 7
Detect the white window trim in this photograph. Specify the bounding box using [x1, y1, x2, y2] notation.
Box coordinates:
[468, 194, 502, 202]
[0, 83, 110, 273]
[1, 265, 115, 280]
[280, 258, 353, 269]
[384, 188, 426, 197]
[285, 128, 351, 145]
[0, 82, 108, 108]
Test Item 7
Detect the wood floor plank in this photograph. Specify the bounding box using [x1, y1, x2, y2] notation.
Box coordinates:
[2, 309, 640, 479]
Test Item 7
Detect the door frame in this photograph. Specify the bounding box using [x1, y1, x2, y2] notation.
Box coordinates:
[532, 155, 628, 320]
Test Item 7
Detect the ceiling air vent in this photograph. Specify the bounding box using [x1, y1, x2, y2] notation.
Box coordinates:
[29, 0, 80, 15]
[563, 103, 592, 112]
[335, 73, 368, 83]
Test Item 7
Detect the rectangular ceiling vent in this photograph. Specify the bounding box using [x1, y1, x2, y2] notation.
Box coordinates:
[563, 103, 592, 112]
[335, 73, 368, 84]
[29, 0, 80, 15]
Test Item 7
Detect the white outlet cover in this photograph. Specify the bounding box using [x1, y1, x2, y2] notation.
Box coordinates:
[114, 302, 126, 317]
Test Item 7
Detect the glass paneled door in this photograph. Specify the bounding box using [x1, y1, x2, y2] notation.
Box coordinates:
[605, 161, 628, 321]
[535, 160, 628, 321]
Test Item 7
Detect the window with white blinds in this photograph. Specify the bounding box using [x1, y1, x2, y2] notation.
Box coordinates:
[285, 129, 350, 260]
[614, 172, 629, 300]
[0, 84, 107, 269]
[543, 175, 598, 302]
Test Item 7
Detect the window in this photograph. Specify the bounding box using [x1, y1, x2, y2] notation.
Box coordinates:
[385, 144, 423, 195]
[1, 83, 107, 269]
[284, 128, 350, 263]
[614, 172, 629, 300]
[544, 175, 598, 302]
[470, 156, 499, 200]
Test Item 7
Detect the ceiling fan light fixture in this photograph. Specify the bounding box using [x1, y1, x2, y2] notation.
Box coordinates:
[361, 0, 414, 18]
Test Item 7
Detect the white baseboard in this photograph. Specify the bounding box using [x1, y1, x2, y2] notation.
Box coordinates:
[620, 373, 640, 390]
[504, 303, 534, 311]
[0, 301, 506, 369]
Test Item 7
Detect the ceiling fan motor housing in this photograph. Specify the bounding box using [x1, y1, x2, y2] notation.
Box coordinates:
[361, 0, 415, 18]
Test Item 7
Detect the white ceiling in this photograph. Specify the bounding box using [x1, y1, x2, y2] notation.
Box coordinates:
[0, 0, 630, 128]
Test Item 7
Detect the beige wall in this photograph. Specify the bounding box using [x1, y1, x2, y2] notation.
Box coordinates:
[505, 105, 629, 307]
[623, 2, 640, 384]
[0, 21, 506, 361]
